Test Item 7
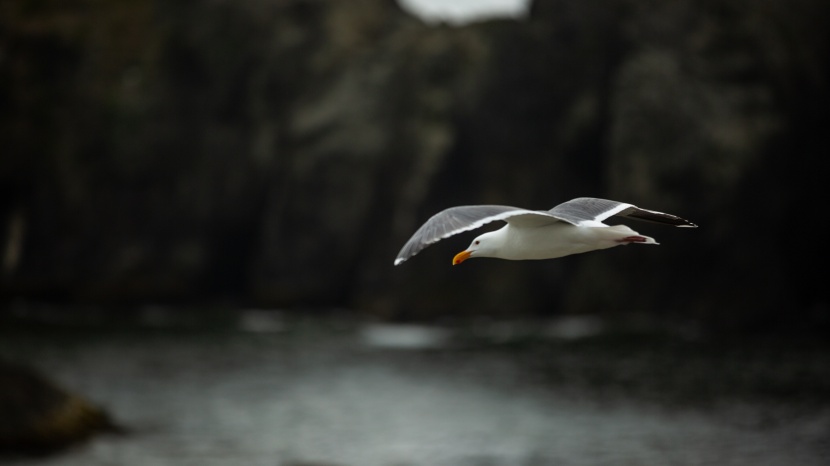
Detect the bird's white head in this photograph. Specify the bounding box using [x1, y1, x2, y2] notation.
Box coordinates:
[452, 230, 503, 265]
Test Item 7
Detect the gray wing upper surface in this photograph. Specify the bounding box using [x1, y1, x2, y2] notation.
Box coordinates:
[394, 198, 697, 265]
[394, 205, 562, 265]
[549, 197, 698, 227]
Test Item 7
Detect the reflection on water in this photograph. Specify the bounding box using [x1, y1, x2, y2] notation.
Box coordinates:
[1, 309, 828, 466]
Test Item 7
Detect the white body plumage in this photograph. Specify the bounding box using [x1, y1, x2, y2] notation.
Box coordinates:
[393, 197, 694, 266]
[461, 222, 657, 263]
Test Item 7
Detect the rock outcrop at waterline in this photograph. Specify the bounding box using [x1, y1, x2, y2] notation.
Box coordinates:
[1, 0, 828, 327]
[0, 359, 120, 455]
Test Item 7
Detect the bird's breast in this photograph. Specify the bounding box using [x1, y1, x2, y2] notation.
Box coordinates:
[499, 223, 600, 260]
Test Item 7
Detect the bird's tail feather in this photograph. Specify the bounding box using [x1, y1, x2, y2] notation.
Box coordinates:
[605, 225, 659, 245]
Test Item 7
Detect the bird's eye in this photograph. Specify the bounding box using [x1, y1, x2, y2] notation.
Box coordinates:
[474, 240, 480, 245]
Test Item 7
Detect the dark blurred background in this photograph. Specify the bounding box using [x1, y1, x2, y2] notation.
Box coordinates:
[1, 0, 829, 328]
[1, 0, 829, 463]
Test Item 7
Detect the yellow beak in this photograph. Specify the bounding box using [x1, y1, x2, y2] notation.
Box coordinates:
[453, 250, 472, 265]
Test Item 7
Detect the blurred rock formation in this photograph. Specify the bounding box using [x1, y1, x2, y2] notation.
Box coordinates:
[0, 358, 119, 455]
[0, 0, 828, 329]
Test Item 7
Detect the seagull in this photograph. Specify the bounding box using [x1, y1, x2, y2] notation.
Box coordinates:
[394, 197, 697, 266]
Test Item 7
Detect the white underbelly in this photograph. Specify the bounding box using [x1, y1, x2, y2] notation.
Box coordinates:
[499, 223, 631, 260]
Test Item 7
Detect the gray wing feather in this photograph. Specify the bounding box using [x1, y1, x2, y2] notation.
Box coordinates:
[394, 205, 560, 265]
[395, 198, 697, 265]
[550, 197, 698, 227]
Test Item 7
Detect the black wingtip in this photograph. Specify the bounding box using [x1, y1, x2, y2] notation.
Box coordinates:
[629, 210, 697, 228]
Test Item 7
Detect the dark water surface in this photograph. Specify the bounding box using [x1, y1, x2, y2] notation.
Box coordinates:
[1, 309, 828, 466]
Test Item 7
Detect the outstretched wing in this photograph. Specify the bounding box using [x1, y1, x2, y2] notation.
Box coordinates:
[549, 197, 698, 227]
[395, 198, 697, 266]
[394, 205, 561, 265]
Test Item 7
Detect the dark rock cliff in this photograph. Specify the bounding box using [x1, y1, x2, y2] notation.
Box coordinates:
[1, 0, 828, 329]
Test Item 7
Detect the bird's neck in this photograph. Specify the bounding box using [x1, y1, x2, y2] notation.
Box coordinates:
[484, 226, 512, 259]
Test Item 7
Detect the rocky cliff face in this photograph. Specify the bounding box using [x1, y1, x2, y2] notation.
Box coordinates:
[1, 0, 828, 328]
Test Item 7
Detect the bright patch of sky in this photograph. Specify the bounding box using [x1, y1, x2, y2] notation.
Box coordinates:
[398, 0, 531, 25]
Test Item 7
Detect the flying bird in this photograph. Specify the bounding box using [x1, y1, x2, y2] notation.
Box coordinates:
[394, 197, 697, 266]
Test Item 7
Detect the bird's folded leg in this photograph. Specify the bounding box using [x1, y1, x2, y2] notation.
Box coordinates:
[617, 235, 649, 243]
